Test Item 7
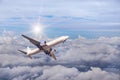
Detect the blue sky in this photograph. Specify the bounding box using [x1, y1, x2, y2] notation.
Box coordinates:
[0, 0, 120, 38]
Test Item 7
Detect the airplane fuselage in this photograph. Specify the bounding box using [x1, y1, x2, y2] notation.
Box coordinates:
[27, 36, 69, 56]
[19, 35, 69, 60]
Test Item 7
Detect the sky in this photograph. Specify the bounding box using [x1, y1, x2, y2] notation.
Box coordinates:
[0, 0, 120, 38]
[0, 0, 120, 80]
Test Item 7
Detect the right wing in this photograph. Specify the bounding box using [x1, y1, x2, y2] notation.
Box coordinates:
[50, 51, 57, 60]
[22, 35, 40, 47]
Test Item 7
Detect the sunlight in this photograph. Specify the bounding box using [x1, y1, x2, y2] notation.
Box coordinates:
[31, 22, 44, 35]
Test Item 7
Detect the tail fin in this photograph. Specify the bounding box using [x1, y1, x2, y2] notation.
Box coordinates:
[27, 46, 31, 54]
[18, 49, 32, 59]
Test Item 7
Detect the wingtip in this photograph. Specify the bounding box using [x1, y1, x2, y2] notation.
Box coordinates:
[54, 57, 57, 60]
[21, 34, 24, 37]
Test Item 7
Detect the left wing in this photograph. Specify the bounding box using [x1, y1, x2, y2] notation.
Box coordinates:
[22, 35, 40, 47]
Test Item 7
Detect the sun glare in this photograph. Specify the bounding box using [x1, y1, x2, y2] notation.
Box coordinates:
[31, 23, 44, 35]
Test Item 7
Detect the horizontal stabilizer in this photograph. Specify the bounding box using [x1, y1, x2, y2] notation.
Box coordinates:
[18, 49, 32, 59]
[18, 49, 27, 54]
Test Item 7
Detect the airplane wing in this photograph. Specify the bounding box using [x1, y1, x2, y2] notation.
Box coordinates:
[22, 35, 40, 47]
[50, 51, 57, 60]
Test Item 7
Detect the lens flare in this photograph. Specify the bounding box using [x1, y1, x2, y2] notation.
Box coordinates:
[33, 24, 42, 34]
[31, 23, 44, 35]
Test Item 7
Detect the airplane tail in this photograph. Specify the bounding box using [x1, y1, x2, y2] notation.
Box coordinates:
[18, 47, 32, 59]
[18, 49, 27, 54]
[27, 46, 31, 54]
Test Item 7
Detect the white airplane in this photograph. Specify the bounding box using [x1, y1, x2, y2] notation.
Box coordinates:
[18, 35, 69, 60]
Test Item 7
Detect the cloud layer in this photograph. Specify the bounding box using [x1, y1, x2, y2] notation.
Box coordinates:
[0, 31, 120, 80]
[0, 65, 119, 80]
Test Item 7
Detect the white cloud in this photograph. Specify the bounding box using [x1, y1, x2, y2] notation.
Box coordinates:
[0, 31, 120, 80]
[75, 67, 119, 80]
[58, 36, 120, 64]
[1, 65, 118, 80]
[37, 65, 79, 80]
[30, 65, 120, 80]
[0, 66, 49, 80]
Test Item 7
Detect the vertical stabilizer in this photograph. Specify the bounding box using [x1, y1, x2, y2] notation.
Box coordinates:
[27, 46, 31, 54]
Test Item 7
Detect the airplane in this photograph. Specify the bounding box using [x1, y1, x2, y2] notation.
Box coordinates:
[18, 35, 69, 60]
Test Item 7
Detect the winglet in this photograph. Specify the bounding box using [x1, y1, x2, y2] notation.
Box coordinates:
[21, 34, 26, 38]
[21, 34, 30, 40]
